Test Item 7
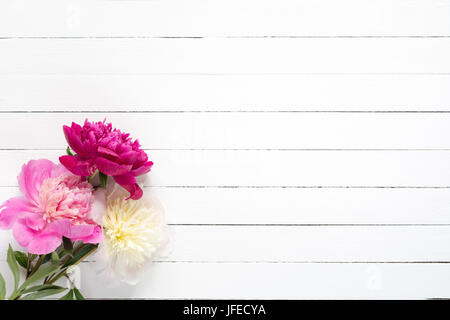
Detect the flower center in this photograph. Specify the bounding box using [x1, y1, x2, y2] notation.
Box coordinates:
[39, 174, 93, 224]
[103, 198, 163, 266]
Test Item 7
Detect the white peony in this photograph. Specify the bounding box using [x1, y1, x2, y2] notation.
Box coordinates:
[90, 182, 171, 285]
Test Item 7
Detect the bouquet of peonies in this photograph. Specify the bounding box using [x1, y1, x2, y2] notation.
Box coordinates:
[0, 120, 170, 300]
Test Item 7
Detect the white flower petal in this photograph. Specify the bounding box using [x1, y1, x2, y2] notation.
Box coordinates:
[91, 185, 171, 285]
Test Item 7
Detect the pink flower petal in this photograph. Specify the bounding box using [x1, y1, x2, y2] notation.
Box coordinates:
[45, 219, 72, 236]
[0, 197, 35, 229]
[75, 225, 104, 244]
[13, 220, 37, 248]
[50, 163, 70, 178]
[18, 159, 56, 205]
[128, 184, 144, 200]
[97, 146, 121, 162]
[131, 161, 153, 176]
[96, 157, 132, 176]
[114, 174, 143, 200]
[119, 150, 139, 164]
[113, 172, 136, 185]
[64, 125, 89, 157]
[59, 155, 95, 177]
[66, 224, 94, 240]
[23, 212, 46, 231]
[27, 233, 62, 255]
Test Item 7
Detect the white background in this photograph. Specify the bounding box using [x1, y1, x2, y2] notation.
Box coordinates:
[1, 0, 450, 299]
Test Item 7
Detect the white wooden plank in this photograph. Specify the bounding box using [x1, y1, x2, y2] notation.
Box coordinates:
[2, 261, 450, 299]
[1, 75, 450, 112]
[94, 225, 450, 262]
[2, 186, 450, 225]
[81, 262, 450, 299]
[1, 226, 450, 262]
[0, 150, 449, 187]
[2, 113, 450, 149]
[77, 262, 450, 299]
[2, 186, 450, 224]
[1, 0, 449, 37]
[1, 38, 449, 75]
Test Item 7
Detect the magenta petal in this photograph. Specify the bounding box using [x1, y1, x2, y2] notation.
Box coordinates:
[63, 125, 88, 157]
[113, 174, 143, 200]
[71, 121, 82, 133]
[0, 197, 35, 229]
[96, 157, 132, 176]
[59, 155, 95, 177]
[113, 172, 136, 186]
[97, 146, 121, 162]
[131, 161, 153, 176]
[121, 183, 143, 200]
[119, 150, 139, 164]
[27, 233, 62, 255]
[128, 184, 143, 200]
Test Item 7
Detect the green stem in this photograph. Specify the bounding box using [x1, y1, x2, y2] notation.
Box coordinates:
[26, 253, 32, 278]
[28, 255, 45, 278]
[87, 170, 98, 184]
[46, 245, 97, 285]
[57, 242, 83, 268]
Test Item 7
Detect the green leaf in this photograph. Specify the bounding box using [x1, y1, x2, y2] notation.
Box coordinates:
[59, 289, 74, 300]
[66, 146, 74, 156]
[18, 263, 61, 292]
[14, 251, 28, 269]
[51, 251, 59, 262]
[64, 244, 97, 267]
[0, 273, 6, 300]
[20, 284, 64, 295]
[21, 287, 66, 300]
[99, 171, 108, 188]
[7, 245, 19, 294]
[63, 237, 73, 257]
[73, 288, 85, 300]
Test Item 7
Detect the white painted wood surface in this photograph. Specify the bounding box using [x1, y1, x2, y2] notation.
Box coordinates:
[2, 38, 450, 74]
[1, 0, 449, 37]
[0, 0, 450, 299]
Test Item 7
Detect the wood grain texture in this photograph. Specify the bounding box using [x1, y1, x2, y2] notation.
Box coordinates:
[1, 38, 450, 75]
[0, 150, 450, 188]
[2, 261, 450, 299]
[2, 113, 450, 149]
[2, 226, 450, 262]
[1, 75, 450, 112]
[0, 150, 449, 187]
[1, 0, 449, 37]
[2, 186, 450, 225]
[1, 0, 450, 299]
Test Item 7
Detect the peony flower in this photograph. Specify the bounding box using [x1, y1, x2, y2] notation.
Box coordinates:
[59, 119, 153, 200]
[90, 182, 171, 285]
[0, 159, 104, 255]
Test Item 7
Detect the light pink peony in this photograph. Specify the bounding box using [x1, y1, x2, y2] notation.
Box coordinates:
[59, 120, 153, 200]
[0, 159, 104, 254]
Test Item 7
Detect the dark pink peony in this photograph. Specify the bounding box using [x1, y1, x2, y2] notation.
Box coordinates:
[59, 120, 153, 200]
